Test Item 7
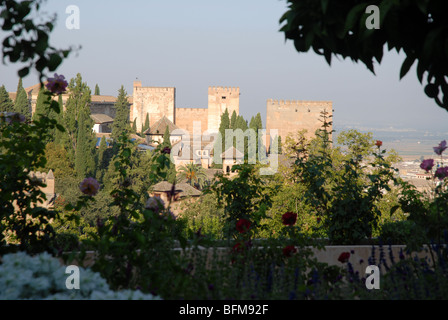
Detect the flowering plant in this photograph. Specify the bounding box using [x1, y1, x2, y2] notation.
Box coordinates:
[398, 140, 448, 247]
[0, 252, 160, 300]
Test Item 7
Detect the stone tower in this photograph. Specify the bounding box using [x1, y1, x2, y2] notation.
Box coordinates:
[131, 80, 176, 133]
[207, 86, 240, 133]
[266, 99, 333, 149]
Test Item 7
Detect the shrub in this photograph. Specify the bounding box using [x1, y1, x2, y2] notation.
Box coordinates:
[0, 251, 161, 300]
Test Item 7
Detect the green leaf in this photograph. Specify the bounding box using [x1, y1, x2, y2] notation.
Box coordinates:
[48, 53, 62, 72]
[390, 205, 400, 215]
[18, 67, 30, 78]
[416, 60, 425, 83]
[400, 55, 416, 79]
[344, 3, 366, 34]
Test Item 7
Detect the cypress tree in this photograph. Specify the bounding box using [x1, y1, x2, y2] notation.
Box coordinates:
[0, 85, 14, 112]
[162, 126, 171, 148]
[96, 136, 108, 181]
[33, 87, 52, 121]
[142, 113, 150, 134]
[75, 105, 96, 178]
[94, 84, 100, 95]
[230, 110, 237, 130]
[14, 79, 31, 121]
[54, 95, 65, 146]
[63, 73, 94, 172]
[213, 108, 230, 166]
[111, 85, 130, 142]
[14, 78, 22, 104]
[132, 118, 137, 134]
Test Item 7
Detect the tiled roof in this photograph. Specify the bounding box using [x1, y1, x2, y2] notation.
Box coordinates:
[220, 146, 244, 159]
[177, 182, 202, 197]
[150, 181, 202, 198]
[144, 115, 181, 135]
[90, 114, 114, 124]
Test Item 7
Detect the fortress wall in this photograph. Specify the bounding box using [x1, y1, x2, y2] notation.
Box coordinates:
[207, 86, 239, 133]
[132, 81, 175, 133]
[266, 99, 333, 148]
[175, 108, 208, 134]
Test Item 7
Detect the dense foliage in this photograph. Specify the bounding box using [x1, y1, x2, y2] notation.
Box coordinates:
[280, 0, 448, 112]
[1, 0, 448, 301]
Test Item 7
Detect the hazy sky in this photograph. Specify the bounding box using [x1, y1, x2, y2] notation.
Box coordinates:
[1, 0, 447, 134]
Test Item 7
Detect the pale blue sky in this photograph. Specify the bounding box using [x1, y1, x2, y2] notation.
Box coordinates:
[1, 0, 447, 134]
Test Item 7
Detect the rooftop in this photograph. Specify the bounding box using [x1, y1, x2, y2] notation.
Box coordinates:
[144, 115, 182, 136]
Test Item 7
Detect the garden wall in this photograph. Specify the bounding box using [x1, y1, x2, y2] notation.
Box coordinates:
[71, 245, 435, 275]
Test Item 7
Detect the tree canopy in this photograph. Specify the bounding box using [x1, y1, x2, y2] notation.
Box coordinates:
[280, 0, 448, 112]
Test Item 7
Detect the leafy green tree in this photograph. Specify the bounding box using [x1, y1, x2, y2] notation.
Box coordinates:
[0, 85, 14, 112]
[94, 84, 100, 95]
[209, 163, 273, 240]
[74, 106, 96, 178]
[177, 163, 208, 188]
[111, 86, 130, 142]
[1, 0, 73, 81]
[62, 74, 92, 165]
[96, 136, 108, 182]
[177, 193, 225, 240]
[14, 79, 30, 121]
[33, 87, 52, 122]
[280, 0, 448, 112]
[53, 95, 65, 145]
[39, 141, 75, 180]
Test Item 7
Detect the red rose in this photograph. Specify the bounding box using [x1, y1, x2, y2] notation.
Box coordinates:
[338, 252, 350, 263]
[282, 212, 297, 226]
[375, 140, 383, 148]
[282, 245, 297, 257]
[236, 218, 251, 234]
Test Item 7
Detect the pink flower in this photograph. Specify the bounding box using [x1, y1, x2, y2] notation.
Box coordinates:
[79, 177, 100, 196]
[420, 159, 435, 172]
[46, 73, 68, 94]
[433, 140, 447, 156]
[435, 167, 448, 181]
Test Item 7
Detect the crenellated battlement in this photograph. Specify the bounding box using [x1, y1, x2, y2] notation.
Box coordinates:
[267, 99, 332, 106]
[208, 86, 240, 94]
[134, 86, 175, 93]
[29, 170, 55, 182]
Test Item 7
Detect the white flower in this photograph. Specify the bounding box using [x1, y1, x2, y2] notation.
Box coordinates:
[0, 252, 162, 300]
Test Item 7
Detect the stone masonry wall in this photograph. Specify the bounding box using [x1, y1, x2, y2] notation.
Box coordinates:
[175, 107, 209, 135]
[131, 81, 175, 133]
[266, 99, 333, 149]
[207, 86, 239, 133]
